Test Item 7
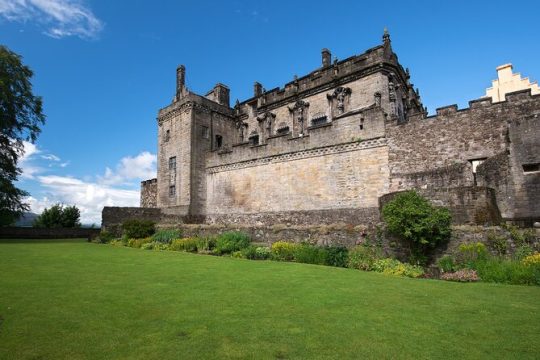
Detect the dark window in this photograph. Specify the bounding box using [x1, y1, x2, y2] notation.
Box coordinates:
[523, 163, 540, 173]
[249, 135, 259, 146]
[311, 115, 327, 126]
[165, 129, 170, 142]
[168, 156, 176, 171]
[201, 126, 209, 139]
[276, 126, 290, 135]
[360, 119, 364, 130]
[169, 185, 176, 197]
[215, 135, 223, 148]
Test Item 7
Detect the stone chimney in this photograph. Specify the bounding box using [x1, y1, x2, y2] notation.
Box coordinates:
[176, 65, 186, 99]
[213, 83, 230, 107]
[322, 48, 331, 67]
[254, 82, 263, 97]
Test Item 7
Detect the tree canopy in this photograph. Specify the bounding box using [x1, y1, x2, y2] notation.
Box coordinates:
[0, 45, 45, 226]
[33, 204, 81, 228]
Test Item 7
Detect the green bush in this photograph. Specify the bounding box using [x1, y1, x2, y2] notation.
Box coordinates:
[169, 238, 199, 252]
[437, 255, 456, 273]
[152, 229, 182, 244]
[122, 219, 155, 239]
[195, 236, 216, 252]
[97, 230, 115, 244]
[324, 245, 349, 268]
[271, 241, 299, 261]
[372, 258, 424, 278]
[240, 245, 271, 260]
[293, 243, 327, 265]
[214, 232, 251, 255]
[382, 191, 451, 262]
[471, 258, 539, 286]
[455, 242, 488, 267]
[347, 245, 382, 271]
[487, 232, 508, 256]
[127, 237, 152, 249]
[514, 245, 534, 261]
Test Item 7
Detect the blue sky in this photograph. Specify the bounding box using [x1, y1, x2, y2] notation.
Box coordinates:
[1, 0, 539, 224]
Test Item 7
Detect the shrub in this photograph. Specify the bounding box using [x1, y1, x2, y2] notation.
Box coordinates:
[97, 230, 115, 244]
[110, 239, 126, 246]
[455, 242, 488, 267]
[271, 241, 298, 261]
[240, 245, 271, 260]
[122, 219, 155, 239]
[514, 245, 534, 261]
[195, 236, 216, 253]
[324, 245, 349, 268]
[347, 245, 382, 271]
[152, 229, 182, 244]
[522, 253, 540, 267]
[127, 237, 152, 248]
[214, 232, 251, 255]
[437, 255, 456, 273]
[382, 191, 451, 262]
[372, 258, 424, 278]
[169, 238, 199, 252]
[471, 258, 539, 286]
[440, 269, 480, 282]
[140, 241, 169, 251]
[487, 232, 508, 256]
[293, 243, 328, 265]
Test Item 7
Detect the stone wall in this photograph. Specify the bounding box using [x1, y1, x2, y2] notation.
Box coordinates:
[379, 187, 501, 225]
[140, 178, 157, 207]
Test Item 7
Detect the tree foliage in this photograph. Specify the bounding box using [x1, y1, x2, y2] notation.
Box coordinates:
[33, 204, 81, 228]
[0, 45, 45, 226]
[382, 191, 452, 261]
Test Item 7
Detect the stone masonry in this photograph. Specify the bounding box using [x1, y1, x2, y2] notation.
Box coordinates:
[110, 30, 540, 234]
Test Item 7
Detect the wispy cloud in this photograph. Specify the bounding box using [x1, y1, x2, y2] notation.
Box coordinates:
[0, 0, 104, 39]
[19, 141, 64, 179]
[98, 151, 157, 186]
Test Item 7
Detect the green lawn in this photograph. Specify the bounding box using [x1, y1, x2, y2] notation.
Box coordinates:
[0, 239, 539, 359]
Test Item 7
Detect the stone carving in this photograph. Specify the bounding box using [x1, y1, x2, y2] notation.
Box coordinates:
[236, 120, 248, 142]
[257, 112, 276, 138]
[288, 100, 310, 136]
[327, 87, 351, 115]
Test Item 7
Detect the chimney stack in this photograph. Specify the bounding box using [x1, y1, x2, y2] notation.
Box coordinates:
[254, 82, 263, 97]
[176, 65, 186, 98]
[322, 48, 331, 67]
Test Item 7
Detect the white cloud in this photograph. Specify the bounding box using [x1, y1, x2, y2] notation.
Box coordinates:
[41, 154, 60, 161]
[31, 175, 139, 225]
[0, 0, 103, 39]
[19, 141, 64, 179]
[99, 151, 156, 186]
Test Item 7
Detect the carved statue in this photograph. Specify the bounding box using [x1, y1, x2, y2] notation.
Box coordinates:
[374, 92, 382, 107]
[328, 87, 351, 115]
[288, 100, 309, 135]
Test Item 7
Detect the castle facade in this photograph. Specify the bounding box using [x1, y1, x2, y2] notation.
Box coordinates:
[107, 31, 539, 230]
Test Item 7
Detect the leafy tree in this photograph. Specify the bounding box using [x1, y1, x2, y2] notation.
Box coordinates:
[382, 190, 452, 263]
[0, 45, 45, 226]
[33, 204, 81, 228]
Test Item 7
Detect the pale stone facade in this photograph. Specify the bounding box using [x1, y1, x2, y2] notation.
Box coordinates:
[113, 31, 540, 233]
[485, 63, 540, 102]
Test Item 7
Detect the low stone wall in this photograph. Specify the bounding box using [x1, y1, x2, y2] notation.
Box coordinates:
[379, 187, 501, 225]
[204, 207, 380, 227]
[0, 227, 100, 240]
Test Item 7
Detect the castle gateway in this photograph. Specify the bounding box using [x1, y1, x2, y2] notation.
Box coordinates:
[104, 31, 540, 233]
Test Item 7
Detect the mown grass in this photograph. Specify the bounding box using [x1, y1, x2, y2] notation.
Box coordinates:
[0, 239, 539, 359]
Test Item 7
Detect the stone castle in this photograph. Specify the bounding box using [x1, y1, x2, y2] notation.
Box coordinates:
[103, 31, 540, 236]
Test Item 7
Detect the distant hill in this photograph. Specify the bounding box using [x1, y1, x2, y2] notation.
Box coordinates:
[14, 212, 39, 227]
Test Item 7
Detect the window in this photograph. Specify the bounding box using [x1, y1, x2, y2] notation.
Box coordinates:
[523, 163, 540, 173]
[169, 185, 176, 197]
[276, 126, 290, 135]
[201, 126, 209, 139]
[168, 156, 176, 171]
[311, 115, 328, 126]
[249, 134, 259, 146]
[164, 129, 170, 142]
[215, 135, 223, 149]
[360, 119, 364, 130]
[469, 158, 486, 186]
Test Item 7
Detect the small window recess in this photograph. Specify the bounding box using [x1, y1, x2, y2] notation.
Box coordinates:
[215, 135, 223, 149]
[168, 156, 176, 171]
[249, 134, 259, 146]
[360, 118, 364, 130]
[522, 163, 540, 173]
[276, 126, 290, 135]
[201, 126, 209, 139]
[311, 113, 327, 126]
[165, 129, 170, 142]
[169, 185, 176, 197]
